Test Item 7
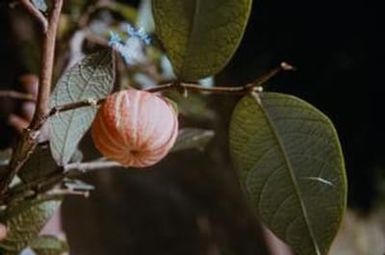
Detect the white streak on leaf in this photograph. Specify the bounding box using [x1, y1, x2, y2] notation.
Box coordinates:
[303, 177, 334, 187]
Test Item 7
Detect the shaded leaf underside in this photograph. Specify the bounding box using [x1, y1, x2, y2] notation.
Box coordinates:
[230, 92, 347, 255]
[49, 50, 114, 166]
[152, 0, 252, 80]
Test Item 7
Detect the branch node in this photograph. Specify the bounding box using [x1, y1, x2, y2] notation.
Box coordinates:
[253, 86, 264, 93]
[281, 62, 296, 71]
[86, 98, 99, 107]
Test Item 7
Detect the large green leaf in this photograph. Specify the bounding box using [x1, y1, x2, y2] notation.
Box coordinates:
[0, 199, 61, 253]
[230, 92, 347, 255]
[49, 50, 114, 166]
[152, 0, 252, 80]
[30, 235, 69, 255]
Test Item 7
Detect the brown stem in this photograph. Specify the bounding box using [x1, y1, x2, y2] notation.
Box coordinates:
[253, 62, 295, 87]
[20, 0, 48, 33]
[0, 90, 36, 101]
[64, 160, 123, 173]
[47, 62, 295, 115]
[155, 82, 252, 94]
[31, 0, 63, 129]
[47, 82, 252, 115]
[0, 0, 64, 195]
[49, 98, 106, 116]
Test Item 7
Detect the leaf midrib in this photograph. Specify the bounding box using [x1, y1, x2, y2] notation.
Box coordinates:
[180, 0, 201, 77]
[252, 93, 321, 255]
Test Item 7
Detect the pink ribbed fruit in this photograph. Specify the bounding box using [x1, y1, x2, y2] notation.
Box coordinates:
[91, 89, 178, 168]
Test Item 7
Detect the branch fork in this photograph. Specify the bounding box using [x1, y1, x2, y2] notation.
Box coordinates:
[19, 0, 48, 33]
[0, 0, 64, 195]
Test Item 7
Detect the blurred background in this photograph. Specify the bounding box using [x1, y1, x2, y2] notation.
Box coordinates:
[1, 0, 385, 254]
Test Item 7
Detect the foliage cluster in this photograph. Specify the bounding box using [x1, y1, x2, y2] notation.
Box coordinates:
[0, 1, 347, 254]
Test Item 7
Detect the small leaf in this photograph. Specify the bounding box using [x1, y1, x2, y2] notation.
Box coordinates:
[0, 199, 61, 253]
[49, 50, 114, 166]
[31, 0, 47, 12]
[172, 128, 215, 152]
[152, 0, 253, 80]
[230, 92, 347, 255]
[30, 235, 69, 255]
[137, 0, 155, 33]
[18, 146, 58, 183]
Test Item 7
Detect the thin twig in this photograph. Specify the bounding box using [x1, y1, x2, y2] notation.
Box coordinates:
[253, 62, 295, 87]
[155, 82, 252, 94]
[47, 82, 247, 115]
[49, 98, 106, 116]
[47, 61, 294, 115]
[64, 160, 123, 173]
[46, 189, 90, 198]
[20, 0, 48, 33]
[0, 90, 36, 101]
[31, 0, 63, 128]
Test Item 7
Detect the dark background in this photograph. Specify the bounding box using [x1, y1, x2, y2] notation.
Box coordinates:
[226, 0, 385, 212]
[1, 0, 385, 254]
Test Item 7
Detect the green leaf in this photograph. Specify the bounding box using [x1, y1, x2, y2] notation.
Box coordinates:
[152, 0, 252, 80]
[18, 146, 58, 183]
[137, 0, 155, 33]
[172, 128, 215, 152]
[230, 92, 347, 255]
[0, 199, 61, 253]
[30, 235, 69, 255]
[31, 0, 47, 12]
[49, 50, 114, 166]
